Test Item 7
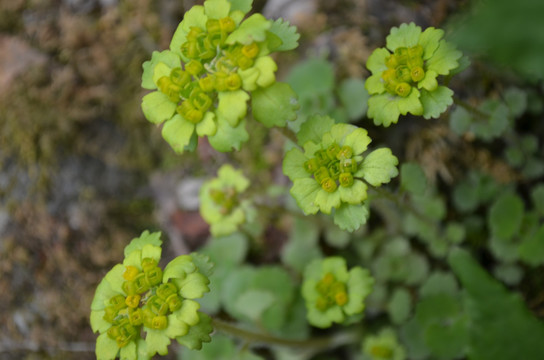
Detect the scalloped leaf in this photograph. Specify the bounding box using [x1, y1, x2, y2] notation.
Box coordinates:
[161, 114, 196, 154]
[296, 114, 335, 146]
[386, 22, 422, 51]
[217, 90, 249, 128]
[96, 333, 119, 360]
[357, 148, 399, 186]
[207, 117, 249, 152]
[290, 178, 320, 215]
[267, 18, 300, 51]
[426, 40, 462, 76]
[449, 248, 544, 360]
[333, 203, 369, 232]
[141, 91, 176, 125]
[283, 147, 309, 181]
[226, 13, 271, 45]
[401, 162, 427, 195]
[204, 0, 231, 19]
[124, 231, 162, 257]
[252, 82, 299, 127]
[338, 78, 368, 120]
[228, 0, 253, 13]
[420, 86, 454, 119]
[488, 192, 524, 242]
[142, 50, 180, 90]
[367, 93, 401, 127]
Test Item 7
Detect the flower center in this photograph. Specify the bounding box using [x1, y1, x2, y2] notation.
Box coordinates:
[103, 258, 183, 348]
[370, 345, 394, 358]
[382, 44, 425, 97]
[156, 16, 261, 123]
[303, 143, 357, 193]
[314, 272, 349, 311]
[209, 186, 239, 215]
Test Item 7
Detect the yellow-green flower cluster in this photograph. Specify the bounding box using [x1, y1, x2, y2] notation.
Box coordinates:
[90, 231, 213, 360]
[199, 164, 255, 237]
[302, 257, 374, 328]
[141, 0, 299, 153]
[365, 22, 463, 126]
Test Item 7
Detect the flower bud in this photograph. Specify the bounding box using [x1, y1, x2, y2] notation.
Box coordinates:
[141, 258, 158, 273]
[128, 308, 143, 326]
[166, 294, 183, 312]
[219, 16, 236, 33]
[123, 266, 139, 281]
[156, 283, 178, 300]
[110, 294, 127, 311]
[186, 60, 203, 76]
[395, 82, 412, 97]
[225, 73, 242, 91]
[151, 315, 168, 330]
[170, 68, 191, 87]
[199, 76, 215, 92]
[148, 295, 169, 316]
[133, 273, 150, 294]
[315, 150, 330, 166]
[321, 177, 338, 193]
[395, 66, 412, 83]
[237, 56, 253, 70]
[191, 91, 212, 112]
[326, 143, 340, 160]
[339, 172, 354, 187]
[410, 66, 425, 82]
[336, 145, 353, 160]
[145, 267, 164, 287]
[242, 43, 259, 59]
[327, 161, 341, 180]
[303, 158, 319, 174]
[314, 166, 330, 184]
[125, 294, 141, 308]
[339, 158, 357, 173]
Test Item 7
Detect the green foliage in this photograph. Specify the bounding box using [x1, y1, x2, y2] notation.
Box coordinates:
[286, 58, 369, 130]
[449, 249, 544, 360]
[449, 0, 544, 81]
[85, 3, 543, 359]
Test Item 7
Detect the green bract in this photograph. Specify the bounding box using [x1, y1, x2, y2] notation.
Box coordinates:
[282, 115, 399, 231]
[199, 164, 255, 237]
[90, 231, 214, 360]
[301, 257, 374, 328]
[365, 22, 463, 126]
[362, 328, 406, 360]
[141, 0, 299, 153]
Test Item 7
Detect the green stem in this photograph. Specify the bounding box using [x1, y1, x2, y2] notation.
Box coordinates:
[453, 96, 489, 120]
[367, 185, 438, 230]
[274, 126, 300, 145]
[211, 317, 361, 352]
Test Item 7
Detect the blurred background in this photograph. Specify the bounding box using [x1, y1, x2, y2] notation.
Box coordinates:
[1, 0, 543, 359]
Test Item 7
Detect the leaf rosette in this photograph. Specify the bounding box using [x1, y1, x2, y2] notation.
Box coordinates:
[365, 22, 463, 126]
[141, 0, 299, 153]
[301, 257, 374, 328]
[90, 231, 214, 360]
[282, 115, 399, 231]
[199, 164, 255, 237]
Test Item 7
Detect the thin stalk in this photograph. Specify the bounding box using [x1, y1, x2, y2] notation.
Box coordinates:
[212, 317, 361, 352]
[453, 96, 489, 120]
[274, 126, 300, 146]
